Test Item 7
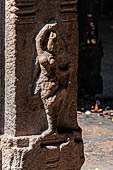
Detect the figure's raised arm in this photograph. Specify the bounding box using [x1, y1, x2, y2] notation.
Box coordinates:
[35, 21, 57, 54]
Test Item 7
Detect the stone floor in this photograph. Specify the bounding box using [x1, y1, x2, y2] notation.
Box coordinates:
[78, 113, 113, 170]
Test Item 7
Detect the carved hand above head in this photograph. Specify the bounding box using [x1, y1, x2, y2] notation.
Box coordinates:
[47, 32, 57, 52]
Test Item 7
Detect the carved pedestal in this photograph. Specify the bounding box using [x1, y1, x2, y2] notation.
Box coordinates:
[1, 0, 84, 169]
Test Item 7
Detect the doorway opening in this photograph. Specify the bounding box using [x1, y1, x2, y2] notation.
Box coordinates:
[77, 0, 113, 110]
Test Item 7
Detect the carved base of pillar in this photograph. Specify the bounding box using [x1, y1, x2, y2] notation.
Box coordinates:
[1, 131, 84, 170]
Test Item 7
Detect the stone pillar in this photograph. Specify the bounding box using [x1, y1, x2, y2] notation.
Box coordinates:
[2, 0, 84, 169]
[0, 0, 5, 135]
[0, 0, 5, 168]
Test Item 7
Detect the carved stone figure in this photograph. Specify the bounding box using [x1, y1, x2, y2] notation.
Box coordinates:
[32, 20, 68, 137]
[3, 1, 84, 169]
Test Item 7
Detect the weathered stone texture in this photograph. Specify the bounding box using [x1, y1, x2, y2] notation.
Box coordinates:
[5, 0, 17, 136]
[2, 132, 84, 170]
[5, 0, 79, 137]
[2, 0, 84, 169]
[0, 0, 5, 135]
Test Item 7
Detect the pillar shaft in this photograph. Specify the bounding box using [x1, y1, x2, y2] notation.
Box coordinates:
[2, 0, 84, 169]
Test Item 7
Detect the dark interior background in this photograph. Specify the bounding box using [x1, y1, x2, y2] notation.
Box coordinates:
[78, 0, 113, 99]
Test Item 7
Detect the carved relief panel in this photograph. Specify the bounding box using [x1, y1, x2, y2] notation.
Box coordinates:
[2, 1, 84, 170]
[16, 0, 37, 24]
[5, 0, 78, 137]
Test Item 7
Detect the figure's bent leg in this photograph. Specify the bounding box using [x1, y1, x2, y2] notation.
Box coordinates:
[41, 113, 55, 137]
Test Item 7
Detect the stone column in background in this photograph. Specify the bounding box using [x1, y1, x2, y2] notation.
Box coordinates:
[2, 0, 84, 169]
